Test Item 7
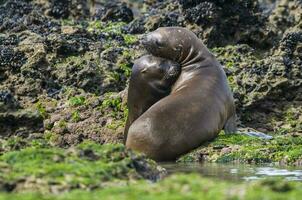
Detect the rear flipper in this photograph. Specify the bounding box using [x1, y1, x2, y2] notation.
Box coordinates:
[238, 128, 273, 140]
[223, 114, 237, 134]
[224, 115, 273, 140]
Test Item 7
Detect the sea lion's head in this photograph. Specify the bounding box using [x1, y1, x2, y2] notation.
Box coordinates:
[132, 55, 181, 90]
[141, 27, 199, 64]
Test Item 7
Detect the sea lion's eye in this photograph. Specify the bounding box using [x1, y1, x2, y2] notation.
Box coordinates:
[141, 68, 147, 73]
[155, 40, 164, 47]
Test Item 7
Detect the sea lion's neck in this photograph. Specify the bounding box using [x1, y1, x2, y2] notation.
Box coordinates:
[180, 44, 214, 72]
[172, 44, 220, 92]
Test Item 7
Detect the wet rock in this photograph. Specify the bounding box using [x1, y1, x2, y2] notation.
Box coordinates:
[69, 0, 91, 19]
[46, 32, 94, 57]
[268, 0, 302, 35]
[0, 109, 43, 138]
[179, 1, 218, 25]
[0, 91, 19, 111]
[126, 0, 265, 47]
[278, 31, 302, 68]
[212, 26, 302, 131]
[123, 18, 146, 34]
[46, 0, 90, 19]
[178, 134, 302, 165]
[0, 46, 26, 71]
[0, 0, 61, 34]
[48, 0, 71, 19]
[93, 1, 134, 23]
[260, 179, 293, 192]
[0, 34, 19, 45]
[51, 54, 105, 93]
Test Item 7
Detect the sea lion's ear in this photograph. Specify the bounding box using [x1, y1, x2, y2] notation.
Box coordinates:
[167, 62, 181, 78]
[155, 40, 164, 48]
[175, 45, 183, 53]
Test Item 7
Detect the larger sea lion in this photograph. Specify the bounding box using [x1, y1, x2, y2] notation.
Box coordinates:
[124, 55, 181, 143]
[125, 27, 237, 161]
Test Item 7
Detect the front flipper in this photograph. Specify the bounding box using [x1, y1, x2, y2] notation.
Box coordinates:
[123, 117, 131, 144]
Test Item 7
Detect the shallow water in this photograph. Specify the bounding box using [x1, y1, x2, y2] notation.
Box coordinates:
[161, 162, 302, 182]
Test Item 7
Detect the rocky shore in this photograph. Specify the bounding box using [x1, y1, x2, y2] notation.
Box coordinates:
[0, 0, 301, 198]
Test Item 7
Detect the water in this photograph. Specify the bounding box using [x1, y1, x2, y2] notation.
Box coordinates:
[161, 162, 302, 182]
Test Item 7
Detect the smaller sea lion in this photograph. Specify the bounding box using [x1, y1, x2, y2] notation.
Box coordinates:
[124, 55, 181, 143]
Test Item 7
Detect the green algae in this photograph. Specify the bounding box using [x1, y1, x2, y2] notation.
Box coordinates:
[71, 110, 80, 122]
[88, 21, 126, 35]
[87, 21, 138, 45]
[54, 56, 88, 69]
[116, 49, 133, 78]
[101, 92, 127, 118]
[0, 141, 161, 192]
[1, 174, 302, 200]
[118, 62, 132, 77]
[178, 133, 302, 165]
[100, 92, 128, 130]
[35, 102, 48, 119]
[86, 20, 137, 84]
[105, 47, 135, 84]
[123, 34, 138, 45]
[68, 96, 86, 107]
[44, 131, 59, 144]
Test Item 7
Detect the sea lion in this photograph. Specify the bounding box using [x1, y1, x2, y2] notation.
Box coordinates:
[126, 27, 237, 161]
[124, 55, 181, 143]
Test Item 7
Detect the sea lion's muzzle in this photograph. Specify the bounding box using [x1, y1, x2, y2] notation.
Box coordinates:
[140, 35, 149, 46]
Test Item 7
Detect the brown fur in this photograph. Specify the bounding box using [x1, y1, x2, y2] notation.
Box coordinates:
[124, 55, 181, 143]
[126, 27, 236, 161]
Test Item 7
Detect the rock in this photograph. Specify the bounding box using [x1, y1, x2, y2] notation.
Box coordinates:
[0, 142, 165, 192]
[93, 1, 134, 23]
[0, 109, 43, 137]
[48, 0, 70, 19]
[0, 0, 300, 150]
[0, 90, 19, 111]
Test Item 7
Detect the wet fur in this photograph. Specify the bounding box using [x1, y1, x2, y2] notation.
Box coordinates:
[126, 27, 237, 161]
[124, 55, 181, 143]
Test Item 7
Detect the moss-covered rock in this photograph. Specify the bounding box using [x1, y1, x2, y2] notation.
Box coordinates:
[178, 133, 302, 165]
[0, 0, 141, 145]
[0, 0, 302, 198]
[0, 0, 301, 172]
[1, 174, 302, 199]
[0, 141, 164, 193]
[33, 88, 128, 146]
[212, 32, 302, 133]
